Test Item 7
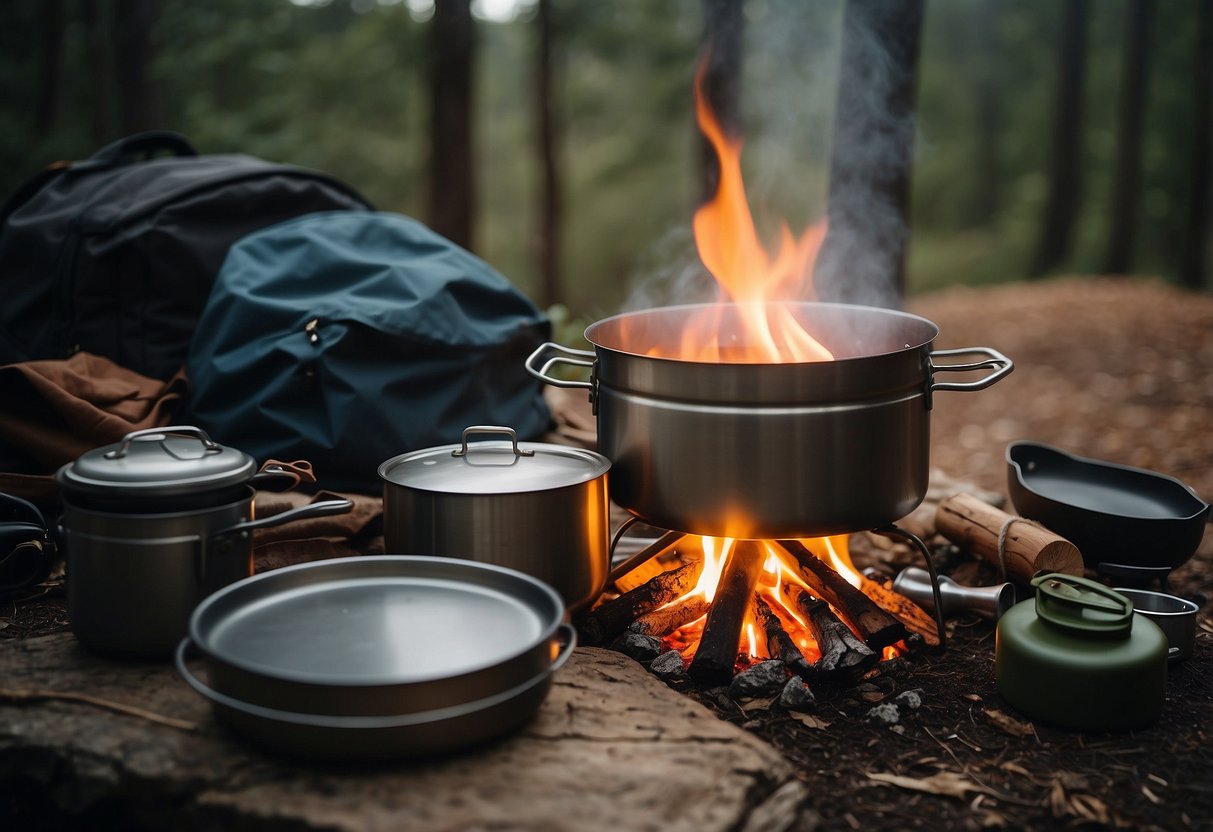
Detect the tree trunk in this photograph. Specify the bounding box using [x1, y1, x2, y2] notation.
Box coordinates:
[1102, 0, 1155, 275]
[534, 0, 562, 308]
[81, 0, 112, 143]
[814, 0, 925, 308]
[697, 0, 744, 204]
[973, 0, 1002, 225]
[429, 0, 477, 251]
[1181, 0, 1212, 289]
[1030, 0, 1089, 278]
[113, 0, 162, 134]
[36, 0, 65, 137]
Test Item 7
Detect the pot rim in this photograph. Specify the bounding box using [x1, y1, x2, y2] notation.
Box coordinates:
[188, 555, 566, 689]
[62, 486, 255, 520]
[583, 300, 941, 364]
[378, 439, 610, 495]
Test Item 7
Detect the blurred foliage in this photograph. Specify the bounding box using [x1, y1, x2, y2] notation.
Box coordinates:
[1, 0, 1208, 323]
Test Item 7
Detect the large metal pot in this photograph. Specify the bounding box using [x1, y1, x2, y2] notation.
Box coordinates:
[57, 426, 353, 657]
[379, 426, 610, 613]
[527, 302, 1013, 539]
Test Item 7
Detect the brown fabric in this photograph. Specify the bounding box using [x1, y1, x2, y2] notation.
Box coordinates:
[0, 353, 188, 502]
[0, 352, 188, 471]
[252, 490, 384, 572]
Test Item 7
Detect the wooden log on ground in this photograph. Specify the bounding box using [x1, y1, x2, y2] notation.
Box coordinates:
[688, 541, 764, 685]
[783, 584, 877, 678]
[935, 493, 1083, 584]
[777, 540, 907, 649]
[628, 595, 710, 638]
[579, 560, 703, 646]
[857, 578, 941, 647]
[752, 594, 813, 681]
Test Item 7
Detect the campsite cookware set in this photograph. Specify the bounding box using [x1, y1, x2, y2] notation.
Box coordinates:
[54, 300, 1209, 753]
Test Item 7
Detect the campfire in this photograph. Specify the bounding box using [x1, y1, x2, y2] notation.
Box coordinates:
[573, 60, 944, 690]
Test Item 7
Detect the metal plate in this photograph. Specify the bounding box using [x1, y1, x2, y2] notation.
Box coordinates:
[190, 556, 565, 686]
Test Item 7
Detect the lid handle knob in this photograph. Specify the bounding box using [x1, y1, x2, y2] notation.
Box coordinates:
[451, 426, 535, 460]
[103, 425, 221, 460]
[1031, 572, 1134, 637]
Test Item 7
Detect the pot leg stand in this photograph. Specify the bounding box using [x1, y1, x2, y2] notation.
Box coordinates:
[873, 524, 947, 649]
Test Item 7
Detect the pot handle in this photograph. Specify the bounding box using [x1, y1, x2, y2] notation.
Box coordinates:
[452, 426, 535, 459]
[214, 498, 355, 538]
[929, 347, 1014, 394]
[525, 342, 596, 391]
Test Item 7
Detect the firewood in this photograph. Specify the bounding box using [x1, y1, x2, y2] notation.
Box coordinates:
[628, 595, 710, 638]
[857, 577, 941, 647]
[783, 584, 877, 678]
[688, 541, 764, 685]
[752, 594, 814, 681]
[934, 493, 1083, 584]
[579, 560, 703, 646]
[777, 540, 907, 649]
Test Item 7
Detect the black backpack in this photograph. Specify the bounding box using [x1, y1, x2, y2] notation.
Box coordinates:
[0, 131, 371, 379]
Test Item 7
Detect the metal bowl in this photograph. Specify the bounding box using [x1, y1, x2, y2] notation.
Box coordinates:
[1114, 587, 1199, 663]
[176, 556, 574, 760]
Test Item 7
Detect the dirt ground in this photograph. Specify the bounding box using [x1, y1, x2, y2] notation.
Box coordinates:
[2, 276, 1211, 831]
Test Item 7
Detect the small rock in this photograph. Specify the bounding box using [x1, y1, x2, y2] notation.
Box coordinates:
[728, 660, 787, 700]
[614, 632, 661, 663]
[859, 689, 886, 703]
[866, 703, 901, 726]
[871, 674, 896, 692]
[777, 677, 817, 712]
[649, 649, 685, 679]
[894, 688, 924, 711]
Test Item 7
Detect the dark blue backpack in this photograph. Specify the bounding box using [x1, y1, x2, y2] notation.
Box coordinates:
[184, 211, 552, 494]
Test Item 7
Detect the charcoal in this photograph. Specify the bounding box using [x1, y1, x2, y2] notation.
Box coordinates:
[777, 677, 817, 712]
[649, 649, 686, 679]
[727, 660, 787, 700]
[615, 632, 662, 663]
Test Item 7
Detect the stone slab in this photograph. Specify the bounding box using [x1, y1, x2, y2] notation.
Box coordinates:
[0, 635, 815, 831]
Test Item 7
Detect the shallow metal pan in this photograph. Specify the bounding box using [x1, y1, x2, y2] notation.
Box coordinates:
[176, 556, 574, 759]
[1007, 441, 1209, 577]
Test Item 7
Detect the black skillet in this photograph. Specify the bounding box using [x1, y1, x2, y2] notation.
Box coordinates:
[1007, 441, 1209, 580]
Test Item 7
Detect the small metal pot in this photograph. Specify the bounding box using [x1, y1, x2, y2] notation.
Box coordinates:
[379, 426, 610, 613]
[1113, 587, 1199, 662]
[527, 302, 1013, 538]
[57, 426, 353, 657]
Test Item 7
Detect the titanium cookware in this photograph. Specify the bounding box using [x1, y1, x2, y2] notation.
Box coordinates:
[527, 301, 1013, 538]
[57, 426, 352, 657]
[176, 555, 575, 761]
[379, 425, 610, 612]
[1007, 440, 1209, 581]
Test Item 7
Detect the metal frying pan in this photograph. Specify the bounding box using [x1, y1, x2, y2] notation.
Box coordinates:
[1007, 441, 1209, 581]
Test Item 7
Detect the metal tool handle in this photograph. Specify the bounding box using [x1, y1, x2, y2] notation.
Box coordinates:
[104, 425, 220, 459]
[451, 426, 535, 458]
[929, 347, 1014, 393]
[525, 342, 596, 390]
[213, 498, 354, 538]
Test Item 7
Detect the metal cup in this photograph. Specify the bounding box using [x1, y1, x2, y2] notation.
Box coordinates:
[1113, 587, 1199, 662]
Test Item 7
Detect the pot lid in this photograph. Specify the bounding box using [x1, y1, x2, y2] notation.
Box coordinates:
[57, 425, 257, 498]
[378, 426, 609, 495]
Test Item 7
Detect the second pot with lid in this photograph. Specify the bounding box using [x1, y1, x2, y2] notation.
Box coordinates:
[379, 425, 610, 613]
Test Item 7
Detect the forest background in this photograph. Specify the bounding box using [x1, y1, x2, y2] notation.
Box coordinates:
[1, 0, 1208, 330]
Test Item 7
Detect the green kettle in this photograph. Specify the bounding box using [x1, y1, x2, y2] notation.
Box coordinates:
[996, 573, 1167, 731]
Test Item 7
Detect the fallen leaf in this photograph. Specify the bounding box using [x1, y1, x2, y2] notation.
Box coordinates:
[984, 708, 1035, 738]
[1142, 785, 1162, 805]
[789, 712, 830, 730]
[999, 761, 1031, 777]
[963, 693, 983, 702]
[738, 696, 776, 713]
[867, 770, 989, 800]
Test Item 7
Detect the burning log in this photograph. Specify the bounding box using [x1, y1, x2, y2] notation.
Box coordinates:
[778, 540, 907, 649]
[688, 541, 764, 685]
[579, 560, 704, 646]
[751, 594, 813, 681]
[783, 584, 877, 678]
[856, 578, 941, 648]
[935, 493, 1083, 584]
[628, 595, 710, 638]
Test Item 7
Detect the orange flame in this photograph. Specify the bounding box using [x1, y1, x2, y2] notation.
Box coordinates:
[666, 58, 832, 364]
